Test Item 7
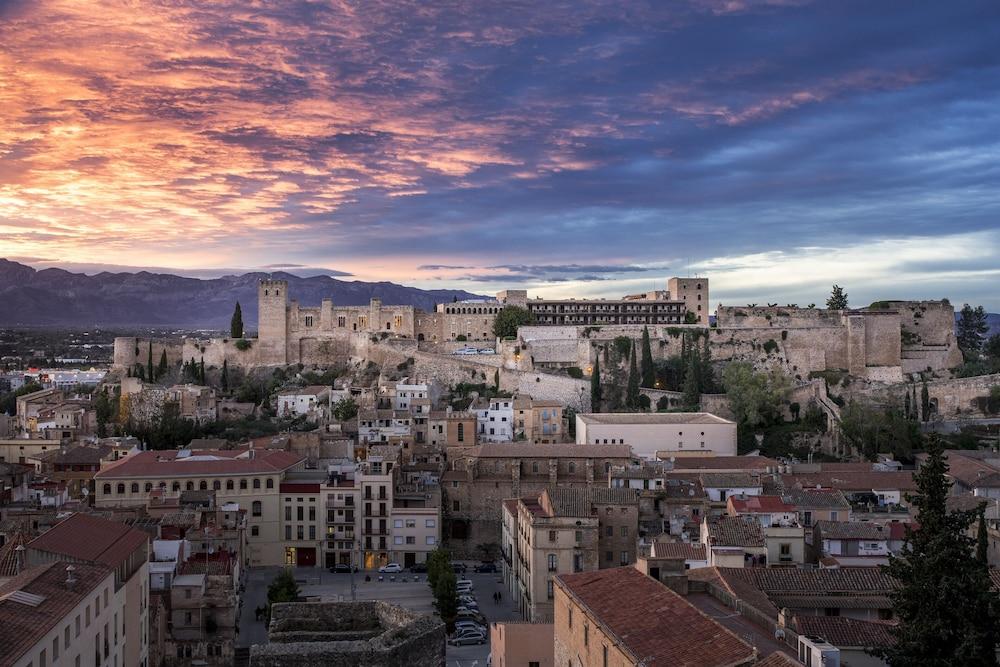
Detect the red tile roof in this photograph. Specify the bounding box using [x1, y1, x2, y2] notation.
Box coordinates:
[671, 456, 779, 471]
[707, 516, 765, 548]
[728, 495, 794, 514]
[27, 513, 148, 567]
[813, 520, 887, 540]
[0, 561, 112, 665]
[94, 447, 303, 479]
[556, 567, 756, 667]
[781, 471, 917, 492]
[794, 615, 896, 648]
[754, 652, 801, 667]
[650, 542, 707, 560]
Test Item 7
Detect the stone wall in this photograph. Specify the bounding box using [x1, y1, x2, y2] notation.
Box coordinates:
[846, 373, 1000, 419]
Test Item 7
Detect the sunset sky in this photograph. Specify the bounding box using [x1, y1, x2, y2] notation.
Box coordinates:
[2, 1, 999, 307]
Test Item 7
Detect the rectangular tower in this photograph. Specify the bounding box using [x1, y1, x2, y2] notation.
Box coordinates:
[668, 277, 710, 324]
[258, 279, 289, 365]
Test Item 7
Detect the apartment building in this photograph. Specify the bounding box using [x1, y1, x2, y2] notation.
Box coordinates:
[525, 296, 688, 326]
[358, 409, 413, 445]
[503, 487, 639, 621]
[513, 397, 563, 444]
[26, 513, 151, 667]
[576, 412, 737, 459]
[279, 482, 324, 567]
[473, 397, 515, 443]
[324, 473, 360, 569]
[276, 385, 331, 421]
[93, 447, 304, 566]
[427, 409, 476, 448]
[0, 560, 122, 667]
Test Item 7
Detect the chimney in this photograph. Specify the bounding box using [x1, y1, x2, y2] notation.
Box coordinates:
[14, 545, 25, 575]
[65, 564, 77, 590]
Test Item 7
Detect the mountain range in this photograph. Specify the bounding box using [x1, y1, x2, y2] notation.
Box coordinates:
[0, 259, 482, 328]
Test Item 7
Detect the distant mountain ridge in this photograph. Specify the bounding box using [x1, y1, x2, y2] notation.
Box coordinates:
[0, 259, 483, 328]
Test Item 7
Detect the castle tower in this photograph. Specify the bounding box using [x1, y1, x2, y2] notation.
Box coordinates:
[258, 279, 289, 365]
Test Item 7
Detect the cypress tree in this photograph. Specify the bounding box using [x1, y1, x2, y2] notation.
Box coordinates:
[904, 390, 912, 421]
[640, 326, 654, 388]
[590, 357, 602, 412]
[700, 334, 713, 393]
[199, 357, 206, 385]
[231, 301, 244, 339]
[682, 355, 700, 410]
[493, 369, 500, 391]
[626, 341, 640, 410]
[873, 436, 1000, 665]
[921, 381, 930, 422]
[221, 359, 229, 392]
[157, 349, 168, 381]
[977, 510, 989, 568]
[146, 342, 154, 384]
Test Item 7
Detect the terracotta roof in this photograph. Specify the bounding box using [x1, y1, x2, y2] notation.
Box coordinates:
[0, 530, 31, 578]
[754, 652, 801, 667]
[781, 471, 917, 492]
[771, 594, 892, 610]
[556, 567, 755, 667]
[723, 566, 894, 595]
[814, 520, 887, 540]
[707, 516, 765, 547]
[543, 486, 639, 517]
[27, 513, 148, 567]
[781, 488, 851, 510]
[728, 495, 794, 514]
[39, 444, 114, 465]
[794, 615, 896, 648]
[577, 412, 734, 425]
[467, 443, 633, 458]
[700, 472, 760, 489]
[0, 561, 112, 664]
[650, 542, 707, 560]
[94, 448, 303, 479]
[670, 456, 778, 471]
[942, 452, 1000, 488]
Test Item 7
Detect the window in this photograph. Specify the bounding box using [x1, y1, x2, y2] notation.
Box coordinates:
[144, 482, 152, 493]
[394, 519, 403, 528]
[199, 480, 207, 490]
[253, 478, 261, 489]
[603, 645, 609, 667]
[606, 551, 613, 562]
[605, 526, 613, 537]
[226, 479, 234, 490]
[285, 526, 292, 540]
[39, 648, 46, 667]
[213, 480, 221, 490]
[457, 423, 464, 442]
[574, 554, 583, 572]
[620, 551, 629, 565]
[574, 530, 582, 543]
[252, 501, 262, 516]
[305, 315, 314, 327]
[394, 536, 404, 545]
[830, 511, 839, 521]
[406, 536, 415, 544]
[548, 554, 557, 572]
[297, 506, 304, 521]
[186, 481, 194, 491]
[52, 637, 59, 660]
[240, 479, 248, 490]
[621, 526, 628, 537]
[425, 518, 436, 528]
[453, 500, 460, 511]
[549, 530, 557, 542]
[285, 506, 292, 520]
[584, 623, 589, 646]
[426, 536, 436, 545]
[547, 580, 554, 599]
[266, 478, 274, 489]
[251, 525, 259, 537]
[309, 526, 316, 540]
[569, 608, 573, 628]
[172, 481, 181, 492]
[309, 507, 316, 521]
[297, 526, 304, 540]
[103, 483, 111, 495]
[75, 615, 80, 637]
[116, 483, 125, 494]
[64, 626, 70, 650]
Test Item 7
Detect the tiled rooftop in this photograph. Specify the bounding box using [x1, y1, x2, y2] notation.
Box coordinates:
[556, 567, 755, 667]
[707, 516, 765, 547]
[669, 455, 778, 470]
[27, 513, 148, 567]
[728, 495, 794, 514]
[813, 520, 887, 540]
[650, 541, 707, 560]
[793, 615, 896, 649]
[94, 447, 303, 478]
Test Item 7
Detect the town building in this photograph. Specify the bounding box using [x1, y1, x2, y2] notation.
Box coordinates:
[490, 622, 554, 667]
[575, 412, 737, 459]
[426, 409, 476, 448]
[513, 397, 564, 444]
[813, 521, 891, 567]
[553, 567, 756, 667]
[26, 513, 151, 667]
[276, 385, 331, 421]
[93, 447, 304, 566]
[473, 396, 515, 443]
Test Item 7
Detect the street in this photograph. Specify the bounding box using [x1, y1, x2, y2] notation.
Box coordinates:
[237, 566, 521, 666]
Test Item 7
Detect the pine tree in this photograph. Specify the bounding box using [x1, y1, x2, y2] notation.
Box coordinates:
[626, 341, 640, 410]
[921, 381, 930, 422]
[700, 334, 713, 393]
[912, 385, 919, 421]
[231, 301, 244, 339]
[977, 510, 989, 568]
[590, 356, 602, 412]
[146, 342, 154, 384]
[221, 359, 229, 392]
[640, 326, 654, 388]
[957, 304, 990, 359]
[826, 284, 849, 310]
[873, 436, 1000, 666]
[157, 350, 168, 381]
[199, 357, 206, 385]
[682, 355, 700, 410]
[904, 390, 912, 421]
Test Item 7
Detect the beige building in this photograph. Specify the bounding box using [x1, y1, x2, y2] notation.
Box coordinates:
[427, 409, 476, 448]
[667, 277, 710, 324]
[279, 482, 324, 567]
[490, 622, 554, 667]
[553, 567, 756, 667]
[26, 513, 151, 667]
[503, 487, 639, 621]
[93, 447, 304, 566]
[514, 397, 564, 444]
[0, 560, 123, 667]
[576, 412, 737, 459]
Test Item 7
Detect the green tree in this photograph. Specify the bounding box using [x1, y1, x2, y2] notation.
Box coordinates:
[826, 284, 849, 310]
[957, 304, 990, 359]
[199, 357, 206, 385]
[590, 357, 602, 411]
[157, 349, 168, 381]
[640, 326, 654, 388]
[0, 381, 43, 415]
[493, 369, 500, 391]
[681, 355, 700, 410]
[94, 390, 116, 438]
[683, 311, 698, 324]
[839, 401, 921, 462]
[266, 569, 300, 622]
[873, 436, 1000, 666]
[721, 362, 791, 428]
[904, 390, 912, 421]
[333, 397, 359, 422]
[977, 510, 989, 568]
[221, 359, 229, 392]
[626, 341, 640, 410]
[921, 381, 930, 422]
[146, 342, 154, 384]
[985, 334, 1000, 362]
[231, 301, 244, 339]
[492, 306, 534, 339]
[700, 335, 714, 393]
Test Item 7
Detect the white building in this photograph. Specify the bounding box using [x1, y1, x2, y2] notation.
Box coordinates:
[392, 378, 439, 412]
[576, 412, 737, 459]
[474, 397, 514, 443]
[276, 385, 331, 420]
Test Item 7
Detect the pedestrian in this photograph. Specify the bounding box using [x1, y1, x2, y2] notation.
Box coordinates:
[497, 591, 502, 604]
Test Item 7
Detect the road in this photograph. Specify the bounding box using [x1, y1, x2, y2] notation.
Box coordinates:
[237, 565, 522, 666]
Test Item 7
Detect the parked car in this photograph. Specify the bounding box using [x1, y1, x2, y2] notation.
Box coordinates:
[452, 627, 487, 640]
[477, 348, 496, 355]
[474, 562, 497, 573]
[409, 563, 428, 573]
[452, 348, 479, 356]
[453, 620, 487, 633]
[457, 605, 479, 614]
[458, 595, 476, 604]
[449, 634, 486, 646]
[456, 585, 474, 595]
[451, 561, 468, 574]
[456, 578, 474, 587]
[329, 564, 356, 574]
[456, 610, 487, 624]
[378, 562, 403, 573]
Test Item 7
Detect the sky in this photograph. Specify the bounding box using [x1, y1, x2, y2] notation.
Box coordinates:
[1, 0, 999, 308]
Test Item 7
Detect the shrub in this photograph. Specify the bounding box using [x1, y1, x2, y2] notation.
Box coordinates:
[638, 394, 651, 411]
[781, 330, 788, 341]
[456, 335, 467, 342]
[656, 396, 670, 411]
[234, 339, 252, 351]
[566, 366, 584, 379]
[762, 339, 779, 354]
[613, 336, 632, 358]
